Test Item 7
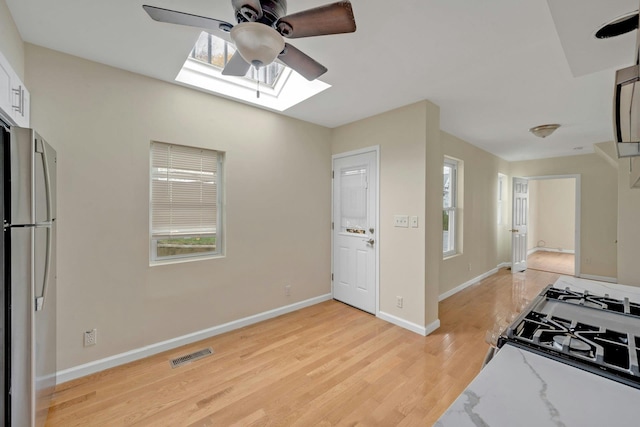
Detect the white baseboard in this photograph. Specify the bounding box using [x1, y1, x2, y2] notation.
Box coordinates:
[578, 274, 617, 283]
[56, 293, 333, 385]
[438, 267, 499, 302]
[528, 247, 575, 256]
[377, 311, 440, 337]
[498, 262, 511, 269]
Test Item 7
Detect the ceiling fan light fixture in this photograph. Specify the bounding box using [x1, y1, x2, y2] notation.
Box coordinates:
[529, 124, 561, 138]
[230, 22, 285, 68]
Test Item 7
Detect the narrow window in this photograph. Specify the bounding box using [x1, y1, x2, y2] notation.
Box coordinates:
[150, 142, 223, 263]
[497, 173, 506, 225]
[443, 158, 458, 257]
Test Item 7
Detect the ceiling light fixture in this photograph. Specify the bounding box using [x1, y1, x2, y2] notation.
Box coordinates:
[230, 22, 285, 69]
[529, 124, 561, 138]
[595, 11, 639, 39]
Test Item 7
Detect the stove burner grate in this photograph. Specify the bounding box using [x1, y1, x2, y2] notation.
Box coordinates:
[545, 287, 640, 318]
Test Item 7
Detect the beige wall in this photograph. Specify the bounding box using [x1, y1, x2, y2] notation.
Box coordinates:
[0, 0, 24, 78]
[510, 154, 617, 279]
[331, 101, 437, 328]
[25, 44, 332, 370]
[439, 132, 506, 295]
[423, 102, 441, 326]
[532, 178, 576, 252]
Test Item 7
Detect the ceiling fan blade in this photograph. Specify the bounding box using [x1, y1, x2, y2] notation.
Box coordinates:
[231, 0, 263, 21]
[143, 5, 234, 40]
[279, 43, 328, 81]
[221, 52, 251, 77]
[275, 1, 356, 39]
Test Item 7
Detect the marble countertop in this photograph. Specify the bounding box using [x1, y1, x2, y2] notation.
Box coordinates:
[435, 277, 640, 426]
[435, 344, 640, 427]
[551, 275, 640, 304]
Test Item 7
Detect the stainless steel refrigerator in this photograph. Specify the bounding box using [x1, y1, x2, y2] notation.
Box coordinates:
[1, 125, 56, 426]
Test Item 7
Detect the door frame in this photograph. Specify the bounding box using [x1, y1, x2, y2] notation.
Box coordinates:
[521, 174, 581, 276]
[331, 146, 380, 315]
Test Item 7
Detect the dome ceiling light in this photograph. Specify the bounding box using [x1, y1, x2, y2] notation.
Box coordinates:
[529, 124, 561, 138]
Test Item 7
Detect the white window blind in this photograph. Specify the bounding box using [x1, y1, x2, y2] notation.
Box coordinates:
[151, 142, 218, 237]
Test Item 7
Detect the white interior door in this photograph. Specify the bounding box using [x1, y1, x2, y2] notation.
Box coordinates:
[332, 150, 377, 314]
[511, 177, 529, 272]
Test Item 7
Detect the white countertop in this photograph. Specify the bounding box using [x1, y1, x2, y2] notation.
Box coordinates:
[435, 276, 640, 427]
[434, 344, 640, 427]
[552, 275, 640, 304]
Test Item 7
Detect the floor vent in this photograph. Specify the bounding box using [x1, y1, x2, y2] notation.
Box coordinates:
[169, 347, 214, 369]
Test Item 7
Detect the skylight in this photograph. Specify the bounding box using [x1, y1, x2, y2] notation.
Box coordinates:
[176, 32, 330, 111]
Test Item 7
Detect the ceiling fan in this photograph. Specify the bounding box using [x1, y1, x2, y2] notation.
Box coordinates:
[142, 0, 357, 81]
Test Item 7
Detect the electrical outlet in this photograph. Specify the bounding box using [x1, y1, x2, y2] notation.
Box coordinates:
[394, 215, 409, 228]
[84, 329, 97, 347]
[285, 285, 291, 296]
[410, 216, 419, 228]
[396, 296, 403, 308]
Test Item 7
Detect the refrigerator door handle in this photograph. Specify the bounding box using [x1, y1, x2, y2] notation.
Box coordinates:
[35, 225, 52, 312]
[35, 138, 53, 223]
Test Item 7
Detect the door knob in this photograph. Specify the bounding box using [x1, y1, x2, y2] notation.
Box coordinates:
[365, 238, 375, 246]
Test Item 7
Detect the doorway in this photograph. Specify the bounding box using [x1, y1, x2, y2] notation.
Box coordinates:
[525, 175, 579, 276]
[331, 147, 379, 314]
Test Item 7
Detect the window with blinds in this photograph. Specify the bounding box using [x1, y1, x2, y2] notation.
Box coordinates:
[150, 142, 223, 262]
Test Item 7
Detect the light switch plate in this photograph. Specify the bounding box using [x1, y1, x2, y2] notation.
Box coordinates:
[394, 215, 409, 228]
[410, 216, 419, 228]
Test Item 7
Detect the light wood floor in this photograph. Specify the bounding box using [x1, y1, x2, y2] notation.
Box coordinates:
[45, 268, 559, 426]
[527, 250, 575, 276]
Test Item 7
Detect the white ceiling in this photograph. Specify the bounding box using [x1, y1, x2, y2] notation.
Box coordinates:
[5, 0, 640, 161]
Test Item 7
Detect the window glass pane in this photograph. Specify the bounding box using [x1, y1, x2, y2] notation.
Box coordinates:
[210, 36, 227, 68]
[246, 62, 285, 87]
[156, 235, 216, 258]
[191, 32, 285, 88]
[192, 32, 210, 63]
[443, 165, 453, 208]
[497, 174, 504, 225]
[443, 158, 458, 255]
[151, 142, 222, 261]
[443, 209, 455, 254]
[340, 167, 368, 232]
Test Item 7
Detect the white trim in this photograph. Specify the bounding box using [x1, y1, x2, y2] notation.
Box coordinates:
[331, 146, 381, 160]
[498, 262, 512, 269]
[331, 146, 381, 316]
[578, 274, 617, 283]
[56, 294, 332, 384]
[527, 247, 576, 256]
[377, 312, 440, 337]
[439, 267, 500, 302]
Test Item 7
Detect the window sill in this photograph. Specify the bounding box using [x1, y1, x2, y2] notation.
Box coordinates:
[150, 253, 225, 267]
[443, 253, 462, 261]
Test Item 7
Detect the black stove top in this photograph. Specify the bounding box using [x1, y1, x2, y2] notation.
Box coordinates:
[498, 285, 640, 389]
[544, 287, 640, 317]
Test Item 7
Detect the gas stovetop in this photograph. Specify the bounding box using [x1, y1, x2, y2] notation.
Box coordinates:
[498, 285, 640, 389]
